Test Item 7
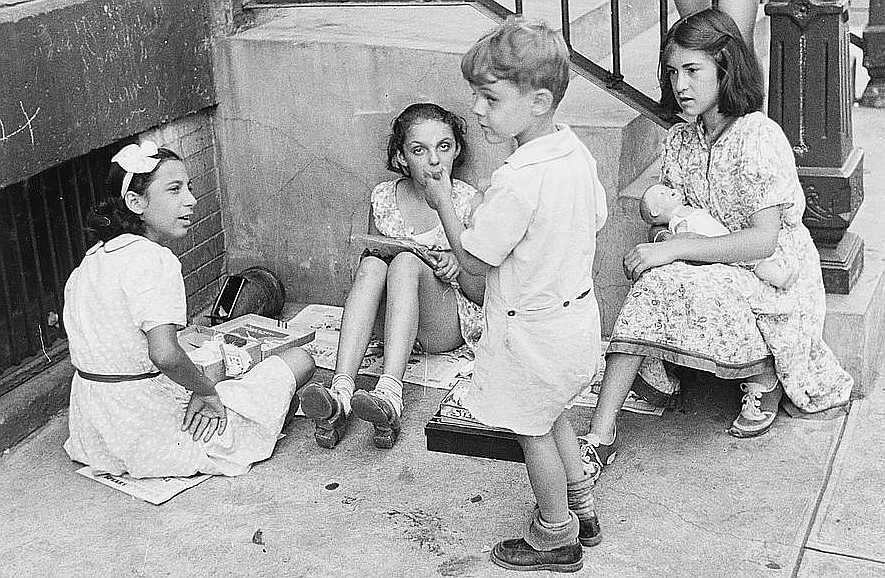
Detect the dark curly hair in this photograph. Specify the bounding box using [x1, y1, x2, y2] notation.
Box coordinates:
[86, 147, 182, 243]
[659, 8, 764, 117]
[386, 103, 468, 177]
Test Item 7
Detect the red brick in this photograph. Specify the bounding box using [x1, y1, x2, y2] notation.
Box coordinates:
[193, 190, 220, 223]
[181, 234, 224, 276]
[184, 254, 225, 296]
[190, 212, 223, 247]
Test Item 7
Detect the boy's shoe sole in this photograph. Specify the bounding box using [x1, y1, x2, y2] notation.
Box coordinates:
[490, 539, 583, 573]
[351, 390, 401, 449]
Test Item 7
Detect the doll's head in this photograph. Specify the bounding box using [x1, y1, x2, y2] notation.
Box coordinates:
[639, 184, 685, 226]
[386, 103, 468, 181]
[87, 142, 194, 244]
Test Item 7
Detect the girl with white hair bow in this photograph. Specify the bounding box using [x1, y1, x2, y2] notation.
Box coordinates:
[63, 141, 316, 478]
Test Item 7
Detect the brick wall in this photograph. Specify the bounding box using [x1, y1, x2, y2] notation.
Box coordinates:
[143, 109, 227, 319]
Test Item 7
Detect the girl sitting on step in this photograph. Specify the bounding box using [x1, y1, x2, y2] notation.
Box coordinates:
[64, 141, 316, 478]
[297, 103, 485, 450]
[580, 9, 854, 482]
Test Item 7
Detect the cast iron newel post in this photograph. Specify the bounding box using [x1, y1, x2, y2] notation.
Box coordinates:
[766, 0, 865, 294]
[861, 0, 885, 107]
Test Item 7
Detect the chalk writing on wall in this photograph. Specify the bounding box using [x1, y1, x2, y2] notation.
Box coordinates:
[0, 102, 41, 147]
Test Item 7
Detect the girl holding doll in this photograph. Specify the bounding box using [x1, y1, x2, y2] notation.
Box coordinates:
[580, 9, 853, 480]
[297, 103, 485, 450]
[63, 141, 316, 478]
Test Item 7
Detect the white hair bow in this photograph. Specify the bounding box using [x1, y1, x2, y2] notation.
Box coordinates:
[111, 141, 161, 198]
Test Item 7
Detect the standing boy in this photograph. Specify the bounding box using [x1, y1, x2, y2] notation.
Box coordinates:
[423, 18, 608, 573]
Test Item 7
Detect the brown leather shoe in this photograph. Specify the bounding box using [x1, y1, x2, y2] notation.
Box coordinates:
[351, 390, 401, 449]
[577, 514, 602, 547]
[298, 384, 346, 448]
[490, 538, 583, 573]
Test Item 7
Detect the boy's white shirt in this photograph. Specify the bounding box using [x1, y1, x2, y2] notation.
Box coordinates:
[460, 124, 607, 312]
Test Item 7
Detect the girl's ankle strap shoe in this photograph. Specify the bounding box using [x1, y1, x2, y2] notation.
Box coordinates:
[578, 429, 618, 482]
[351, 390, 401, 449]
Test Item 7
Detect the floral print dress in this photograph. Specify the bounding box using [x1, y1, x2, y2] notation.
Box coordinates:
[370, 178, 484, 346]
[609, 112, 853, 413]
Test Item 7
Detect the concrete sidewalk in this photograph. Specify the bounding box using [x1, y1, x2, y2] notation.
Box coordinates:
[1, 356, 883, 576]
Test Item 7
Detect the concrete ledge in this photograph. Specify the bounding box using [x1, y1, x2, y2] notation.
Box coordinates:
[0, 357, 73, 453]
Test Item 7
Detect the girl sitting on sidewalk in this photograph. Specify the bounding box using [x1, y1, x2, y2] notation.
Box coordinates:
[297, 103, 485, 449]
[64, 142, 316, 478]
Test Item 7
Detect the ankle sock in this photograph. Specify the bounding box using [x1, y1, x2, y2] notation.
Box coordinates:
[372, 373, 403, 418]
[525, 509, 579, 550]
[567, 476, 598, 522]
[330, 373, 355, 415]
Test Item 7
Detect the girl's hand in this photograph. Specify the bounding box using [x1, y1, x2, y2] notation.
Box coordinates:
[182, 393, 228, 442]
[421, 165, 453, 211]
[430, 250, 461, 284]
[623, 241, 681, 280]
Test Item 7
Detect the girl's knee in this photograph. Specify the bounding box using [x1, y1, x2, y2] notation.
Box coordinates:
[279, 347, 316, 384]
[388, 251, 424, 276]
[356, 256, 389, 280]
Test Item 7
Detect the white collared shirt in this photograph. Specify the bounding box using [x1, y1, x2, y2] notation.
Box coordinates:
[461, 124, 608, 312]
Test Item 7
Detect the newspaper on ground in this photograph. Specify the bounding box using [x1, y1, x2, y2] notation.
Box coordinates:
[290, 304, 663, 415]
[76, 466, 213, 505]
[290, 304, 471, 390]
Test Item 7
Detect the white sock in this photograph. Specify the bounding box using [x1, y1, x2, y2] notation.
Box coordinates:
[330, 373, 355, 415]
[373, 374, 403, 418]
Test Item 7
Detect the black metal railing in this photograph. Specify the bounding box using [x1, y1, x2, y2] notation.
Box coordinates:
[0, 143, 116, 394]
[472, 0, 683, 128]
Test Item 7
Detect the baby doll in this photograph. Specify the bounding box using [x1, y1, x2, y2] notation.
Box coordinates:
[640, 184, 796, 289]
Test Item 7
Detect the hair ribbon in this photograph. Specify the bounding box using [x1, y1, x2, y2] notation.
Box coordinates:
[110, 141, 161, 198]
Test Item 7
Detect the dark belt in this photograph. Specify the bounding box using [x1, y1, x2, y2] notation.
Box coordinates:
[505, 286, 593, 317]
[75, 368, 161, 382]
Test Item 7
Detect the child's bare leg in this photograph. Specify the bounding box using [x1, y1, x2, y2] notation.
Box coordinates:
[278, 347, 316, 389]
[335, 256, 388, 379]
[381, 252, 462, 378]
[519, 432, 571, 526]
[552, 415, 585, 482]
[589, 353, 643, 442]
[299, 256, 386, 448]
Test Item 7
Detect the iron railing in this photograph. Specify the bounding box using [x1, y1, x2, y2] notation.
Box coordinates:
[472, 0, 683, 128]
[0, 143, 116, 394]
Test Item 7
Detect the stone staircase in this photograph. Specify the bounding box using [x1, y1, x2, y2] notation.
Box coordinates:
[214, 1, 670, 335]
[213, 1, 883, 396]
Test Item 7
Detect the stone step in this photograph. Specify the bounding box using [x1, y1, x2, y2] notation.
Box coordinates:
[216, 2, 667, 315]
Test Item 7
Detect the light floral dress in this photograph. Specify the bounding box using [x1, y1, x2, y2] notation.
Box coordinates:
[63, 234, 299, 478]
[610, 112, 853, 413]
[370, 178, 483, 346]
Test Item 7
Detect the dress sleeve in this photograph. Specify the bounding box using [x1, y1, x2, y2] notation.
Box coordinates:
[460, 171, 534, 267]
[452, 179, 481, 228]
[121, 245, 187, 332]
[660, 124, 687, 190]
[740, 119, 797, 215]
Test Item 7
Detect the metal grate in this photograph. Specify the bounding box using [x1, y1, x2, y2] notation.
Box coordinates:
[0, 143, 117, 395]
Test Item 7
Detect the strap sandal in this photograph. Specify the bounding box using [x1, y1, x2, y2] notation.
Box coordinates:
[351, 390, 401, 449]
[577, 428, 618, 483]
[728, 381, 783, 438]
[299, 383, 347, 448]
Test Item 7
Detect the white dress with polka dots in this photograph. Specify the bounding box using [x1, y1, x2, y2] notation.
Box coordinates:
[63, 234, 298, 478]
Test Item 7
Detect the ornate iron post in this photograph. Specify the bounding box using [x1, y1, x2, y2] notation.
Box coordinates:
[861, 0, 885, 107]
[766, 0, 864, 294]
